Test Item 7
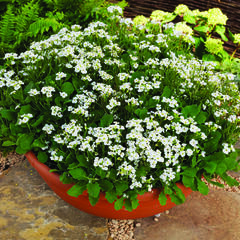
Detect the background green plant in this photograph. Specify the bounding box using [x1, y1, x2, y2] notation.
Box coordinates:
[0, 0, 128, 60]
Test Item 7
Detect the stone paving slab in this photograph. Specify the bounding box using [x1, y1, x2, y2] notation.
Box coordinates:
[0, 160, 108, 240]
[135, 190, 240, 240]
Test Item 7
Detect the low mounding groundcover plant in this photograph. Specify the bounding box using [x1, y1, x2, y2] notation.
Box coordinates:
[0, 6, 239, 211]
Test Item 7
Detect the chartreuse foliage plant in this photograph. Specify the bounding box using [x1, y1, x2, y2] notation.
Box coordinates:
[0, 6, 239, 211]
[134, 4, 240, 79]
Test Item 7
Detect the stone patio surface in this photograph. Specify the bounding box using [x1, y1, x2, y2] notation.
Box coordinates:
[0, 160, 240, 240]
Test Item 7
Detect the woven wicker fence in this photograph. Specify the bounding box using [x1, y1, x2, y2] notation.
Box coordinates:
[124, 0, 240, 55]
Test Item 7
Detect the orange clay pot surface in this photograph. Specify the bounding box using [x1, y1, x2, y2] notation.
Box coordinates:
[25, 151, 192, 219]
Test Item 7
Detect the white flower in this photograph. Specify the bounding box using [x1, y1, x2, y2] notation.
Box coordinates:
[42, 124, 55, 134]
[60, 92, 68, 98]
[28, 89, 40, 96]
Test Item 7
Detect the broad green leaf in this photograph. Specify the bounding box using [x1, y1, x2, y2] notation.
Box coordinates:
[124, 198, 133, 212]
[105, 191, 117, 203]
[215, 25, 228, 41]
[194, 25, 209, 33]
[61, 82, 74, 95]
[136, 166, 148, 177]
[0, 109, 16, 121]
[89, 195, 100, 206]
[96, 167, 106, 178]
[131, 198, 139, 209]
[220, 173, 240, 187]
[134, 108, 148, 119]
[195, 111, 208, 124]
[17, 133, 34, 151]
[182, 175, 194, 187]
[197, 179, 209, 195]
[67, 184, 86, 197]
[99, 179, 113, 192]
[2, 140, 15, 146]
[164, 186, 173, 195]
[184, 14, 196, 24]
[215, 162, 227, 175]
[32, 115, 44, 128]
[20, 105, 33, 115]
[204, 161, 217, 174]
[182, 168, 197, 177]
[162, 86, 171, 98]
[100, 114, 114, 127]
[15, 146, 27, 154]
[204, 132, 222, 154]
[158, 191, 167, 206]
[60, 172, 74, 184]
[115, 181, 128, 195]
[32, 138, 46, 148]
[69, 168, 87, 180]
[202, 54, 218, 62]
[173, 185, 186, 202]
[170, 194, 183, 205]
[76, 154, 89, 167]
[182, 104, 201, 118]
[37, 151, 48, 163]
[87, 182, 100, 198]
[114, 197, 124, 211]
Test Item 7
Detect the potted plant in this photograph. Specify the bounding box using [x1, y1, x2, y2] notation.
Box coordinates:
[0, 6, 239, 219]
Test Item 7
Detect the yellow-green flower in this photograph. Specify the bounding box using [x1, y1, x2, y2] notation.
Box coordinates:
[233, 34, 240, 44]
[175, 22, 193, 36]
[150, 10, 169, 21]
[205, 38, 224, 54]
[207, 8, 228, 26]
[174, 4, 190, 16]
[133, 15, 149, 26]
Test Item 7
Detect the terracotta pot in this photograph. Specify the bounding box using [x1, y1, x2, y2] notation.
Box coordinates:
[25, 151, 192, 219]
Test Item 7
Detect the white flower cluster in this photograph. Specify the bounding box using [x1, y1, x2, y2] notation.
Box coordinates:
[18, 114, 33, 125]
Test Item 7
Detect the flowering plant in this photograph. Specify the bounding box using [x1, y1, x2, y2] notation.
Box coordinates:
[0, 6, 239, 211]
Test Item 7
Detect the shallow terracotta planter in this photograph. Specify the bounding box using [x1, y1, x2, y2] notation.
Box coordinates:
[25, 151, 192, 219]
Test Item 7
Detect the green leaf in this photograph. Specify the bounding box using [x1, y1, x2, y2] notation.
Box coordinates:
[204, 162, 217, 174]
[220, 173, 239, 187]
[202, 54, 218, 62]
[0, 109, 17, 121]
[10, 123, 22, 136]
[69, 168, 87, 180]
[184, 14, 196, 24]
[169, 194, 183, 205]
[164, 186, 173, 195]
[215, 162, 227, 175]
[114, 197, 124, 211]
[204, 132, 222, 154]
[158, 191, 167, 206]
[32, 115, 44, 128]
[124, 198, 133, 212]
[76, 154, 89, 167]
[134, 108, 148, 119]
[87, 182, 100, 198]
[61, 82, 74, 95]
[105, 191, 117, 203]
[17, 133, 34, 151]
[215, 25, 228, 41]
[115, 181, 128, 195]
[195, 111, 208, 124]
[224, 152, 238, 170]
[2, 140, 15, 146]
[173, 185, 186, 202]
[20, 105, 33, 115]
[136, 165, 148, 177]
[59, 172, 73, 184]
[99, 179, 113, 192]
[182, 167, 197, 177]
[89, 195, 100, 206]
[15, 146, 28, 154]
[100, 114, 114, 127]
[32, 138, 46, 148]
[131, 198, 139, 209]
[228, 29, 235, 41]
[37, 151, 48, 163]
[197, 179, 209, 195]
[194, 25, 209, 33]
[96, 167, 106, 178]
[182, 175, 194, 187]
[182, 104, 201, 118]
[162, 86, 171, 98]
[67, 184, 86, 197]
